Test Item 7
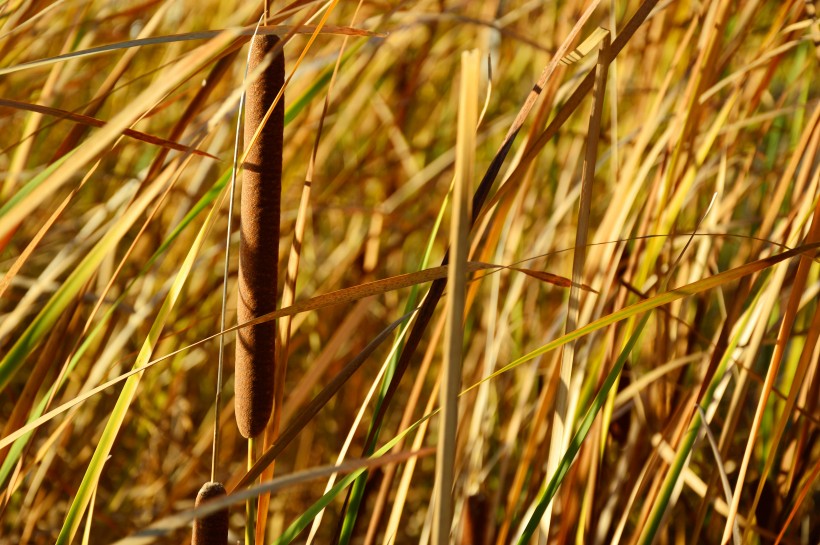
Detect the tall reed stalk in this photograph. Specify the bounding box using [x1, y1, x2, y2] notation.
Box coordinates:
[433, 48, 478, 545]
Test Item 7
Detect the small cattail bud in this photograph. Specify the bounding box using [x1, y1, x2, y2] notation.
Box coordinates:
[192, 481, 229, 545]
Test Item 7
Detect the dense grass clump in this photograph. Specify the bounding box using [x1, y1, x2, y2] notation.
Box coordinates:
[0, 1, 818, 544]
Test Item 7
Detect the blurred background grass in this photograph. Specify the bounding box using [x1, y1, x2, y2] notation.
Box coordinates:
[1, 0, 819, 543]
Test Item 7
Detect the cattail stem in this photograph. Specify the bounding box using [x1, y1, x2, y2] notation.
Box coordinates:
[246, 438, 257, 545]
[235, 34, 285, 440]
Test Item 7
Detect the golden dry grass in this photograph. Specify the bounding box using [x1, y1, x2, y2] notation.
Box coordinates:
[0, 1, 818, 544]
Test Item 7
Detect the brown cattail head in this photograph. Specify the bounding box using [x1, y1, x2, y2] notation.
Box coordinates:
[192, 481, 229, 545]
[235, 35, 285, 439]
[460, 491, 489, 545]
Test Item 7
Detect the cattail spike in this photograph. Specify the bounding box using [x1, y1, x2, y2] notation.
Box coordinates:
[192, 481, 229, 545]
[235, 35, 285, 439]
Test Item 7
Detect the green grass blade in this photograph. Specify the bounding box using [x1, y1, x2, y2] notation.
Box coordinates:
[284, 39, 363, 125]
[0, 152, 73, 219]
[336, 187, 451, 545]
[273, 410, 435, 545]
[145, 168, 231, 269]
[637, 288, 764, 545]
[516, 313, 650, 543]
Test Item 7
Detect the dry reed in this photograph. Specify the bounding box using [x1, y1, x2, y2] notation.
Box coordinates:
[1, 1, 817, 543]
[235, 34, 285, 439]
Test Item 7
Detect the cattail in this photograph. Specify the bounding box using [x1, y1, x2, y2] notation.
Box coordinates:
[192, 481, 229, 545]
[235, 35, 285, 439]
[460, 491, 489, 545]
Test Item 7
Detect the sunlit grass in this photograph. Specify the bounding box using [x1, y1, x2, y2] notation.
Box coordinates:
[1, 0, 818, 544]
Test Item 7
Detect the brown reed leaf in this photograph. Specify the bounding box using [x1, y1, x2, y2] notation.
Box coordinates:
[0, 98, 217, 158]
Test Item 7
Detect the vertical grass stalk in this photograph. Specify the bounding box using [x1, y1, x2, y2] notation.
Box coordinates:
[540, 32, 610, 539]
[433, 48, 479, 545]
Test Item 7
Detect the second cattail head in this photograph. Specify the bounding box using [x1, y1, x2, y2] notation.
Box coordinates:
[192, 481, 229, 545]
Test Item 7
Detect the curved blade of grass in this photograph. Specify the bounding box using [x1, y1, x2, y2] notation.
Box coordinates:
[0, 99, 217, 157]
[0, 25, 381, 77]
[54, 174, 228, 545]
[516, 313, 650, 544]
[469, 241, 820, 391]
[335, 166, 451, 545]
